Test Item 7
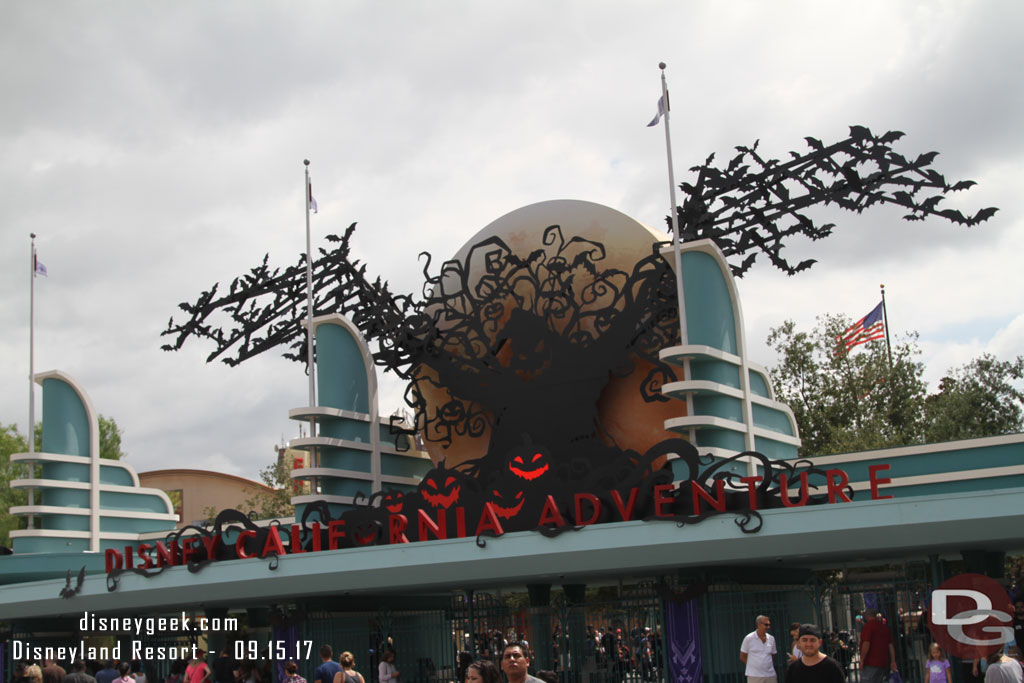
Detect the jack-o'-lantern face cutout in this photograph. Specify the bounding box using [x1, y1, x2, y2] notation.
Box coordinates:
[342, 511, 382, 548]
[437, 399, 467, 425]
[419, 468, 462, 509]
[380, 489, 405, 514]
[489, 486, 525, 519]
[353, 522, 379, 546]
[508, 449, 550, 481]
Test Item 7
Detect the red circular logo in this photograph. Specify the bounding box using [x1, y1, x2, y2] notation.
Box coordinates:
[928, 573, 1013, 659]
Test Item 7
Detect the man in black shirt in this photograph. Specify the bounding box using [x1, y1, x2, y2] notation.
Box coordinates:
[786, 624, 846, 683]
[211, 648, 238, 683]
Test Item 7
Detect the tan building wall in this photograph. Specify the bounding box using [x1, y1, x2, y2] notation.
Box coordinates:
[278, 447, 312, 496]
[138, 469, 276, 528]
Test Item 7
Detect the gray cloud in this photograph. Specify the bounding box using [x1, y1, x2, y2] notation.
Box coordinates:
[1, 1, 1020, 479]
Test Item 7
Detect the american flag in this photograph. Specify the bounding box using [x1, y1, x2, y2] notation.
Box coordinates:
[838, 301, 885, 351]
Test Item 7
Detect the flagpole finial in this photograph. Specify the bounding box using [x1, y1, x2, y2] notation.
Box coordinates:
[659, 62, 666, 70]
[30, 232, 36, 239]
[303, 159, 310, 166]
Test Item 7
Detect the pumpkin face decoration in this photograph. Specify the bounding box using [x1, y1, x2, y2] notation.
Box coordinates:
[351, 520, 380, 546]
[419, 467, 463, 509]
[488, 484, 526, 520]
[343, 507, 382, 546]
[507, 446, 551, 481]
[379, 489, 406, 514]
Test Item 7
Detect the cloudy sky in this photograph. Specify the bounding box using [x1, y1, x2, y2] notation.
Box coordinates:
[1, 1, 1021, 481]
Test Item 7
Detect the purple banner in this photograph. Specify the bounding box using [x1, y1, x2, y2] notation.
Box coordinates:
[665, 599, 702, 683]
[272, 623, 299, 683]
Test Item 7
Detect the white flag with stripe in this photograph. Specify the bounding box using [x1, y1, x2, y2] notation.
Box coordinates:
[647, 95, 666, 127]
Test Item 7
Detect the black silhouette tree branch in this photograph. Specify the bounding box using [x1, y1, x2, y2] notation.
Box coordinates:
[161, 126, 996, 465]
[675, 125, 996, 276]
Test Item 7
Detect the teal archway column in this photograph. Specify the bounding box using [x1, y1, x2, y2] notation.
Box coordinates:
[658, 240, 802, 478]
[9, 370, 176, 553]
[289, 315, 431, 519]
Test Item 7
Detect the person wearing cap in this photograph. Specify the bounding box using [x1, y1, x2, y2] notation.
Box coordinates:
[787, 624, 845, 683]
[741, 615, 779, 683]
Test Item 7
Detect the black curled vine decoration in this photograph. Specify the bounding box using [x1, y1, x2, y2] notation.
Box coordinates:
[106, 510, 282, 591]
[101, 440, 851, 591]
[144, 126, 997, 563]
[161, 127, 994, 473]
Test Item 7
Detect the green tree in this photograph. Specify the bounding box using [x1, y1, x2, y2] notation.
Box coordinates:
[768, 315, 927, 457]
[1, 423, 31, 547]
[769, 318, 1024, 456]
[924, 353, 1024, 442]
[241, 459, 295, 520]
[98, 414, 126, 460]
[1, 415, 126, 547]
[202, 505, 218, 526]
[22, 415, 124, 459]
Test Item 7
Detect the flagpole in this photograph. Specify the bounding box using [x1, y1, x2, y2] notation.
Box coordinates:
[303, 160, 317, 442]
[657, 62, 696, 447]
[28, 234, 36, 528]
[880, 283, 893, 369]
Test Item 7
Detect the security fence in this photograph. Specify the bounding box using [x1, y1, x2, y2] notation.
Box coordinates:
[0, 562, 952, 683]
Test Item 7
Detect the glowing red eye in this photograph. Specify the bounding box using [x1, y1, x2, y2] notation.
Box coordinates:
[492, 490, 499, 497]
[514, 456, 524, 464]
[515, 491, 523, 500]
[427, 480, 438, 489]
[444, 476, 455, 487]
[532, 452, 543, 462]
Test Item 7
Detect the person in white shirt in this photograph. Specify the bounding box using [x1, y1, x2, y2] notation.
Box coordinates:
[984, 652, 1023, 683]
[741, 615, 779, 683]
[378, 651, 400, 683]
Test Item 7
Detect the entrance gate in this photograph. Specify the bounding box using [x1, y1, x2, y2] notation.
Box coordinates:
[699, 579, 823, 683]
[550, 584, 668, 683]
[0, 564, 946, 683]
[828, 565, 939, 683]
[302, 609, 454, 683]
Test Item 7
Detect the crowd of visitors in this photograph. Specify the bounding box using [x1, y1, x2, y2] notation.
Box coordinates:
[734, 608, 1024, 683]
[9, 600, 1024, 683]
[455, 621, 663, 681]
[7, 648, 270, 683]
